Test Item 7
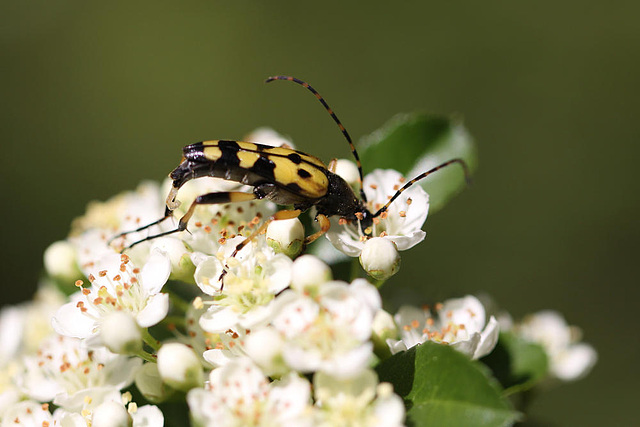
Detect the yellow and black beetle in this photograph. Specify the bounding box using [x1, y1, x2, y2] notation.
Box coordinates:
[111, 76, 470, 270]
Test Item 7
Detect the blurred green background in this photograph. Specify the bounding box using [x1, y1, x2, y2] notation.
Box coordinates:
[1, 1, 638, 425]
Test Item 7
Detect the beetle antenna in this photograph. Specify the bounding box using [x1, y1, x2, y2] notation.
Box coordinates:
[372, 158, 471, 218]
[265, 75, 367, 202]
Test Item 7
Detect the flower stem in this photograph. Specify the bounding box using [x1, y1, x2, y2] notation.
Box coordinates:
[134, 349, 157, 363]
[142, 329, 161, 352]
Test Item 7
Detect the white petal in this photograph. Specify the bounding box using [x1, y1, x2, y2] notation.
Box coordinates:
[199, 306, 240, 333]
[321, 342, 374, 379]
[141, 249, 171, 294]
[387, 230, 426, 251]
[136, 293, 169, 328]
[194, 257, 223, 295]
[52, 301, 95, 339]
[473, 316, 500, 359]
[325, 230, 364, 256]
[552, 343, 597, 381]
[132, 404, 165, 427]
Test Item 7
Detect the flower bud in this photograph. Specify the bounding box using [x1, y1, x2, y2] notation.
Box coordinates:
[92, 401, 131, 427]
[334, 159, 360, 187]
[150, 238, 195, 282]
[291, 255, 332, 291]
[135, 362, 171, 403]
[157, 343, 203, 392]
[100, 311, 142, 355]
[371, 309, 398, 358]
[43, 240, 81, 281]
[246, 127, 294, 148]
[266, 218, 305, 258]
[359, 238, 401, 281]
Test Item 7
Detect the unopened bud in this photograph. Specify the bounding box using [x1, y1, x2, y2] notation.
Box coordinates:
[92, 401, 131, 427]
[291, 255, 332, 291]
[100, 311, 142, 355]
[246, 127, 294, 148]
[157, 343, 203, 392]
[150, 238, 194, 283]
[266, 218, 305, 258]
[334, 159, 360, 188]
[371, 309, 398, 358]
[43, 240, 80, 281]
[359, 238, 401, 281]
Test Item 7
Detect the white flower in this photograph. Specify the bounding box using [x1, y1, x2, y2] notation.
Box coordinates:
[247, 278, 380, 379]
[17, 334, 141, 412]
[161, 176, 276, 257]
[326, 169, 429, 257]
[359, 237, 401, 280]
[157, 343, 204, 392]
[387, 295, 499, 360]
[187, 358, 313, 427]
[196, 237, 292, 334]
[52, 250, 170, 343]
[313, 370, 405, 427]
[516, 310, 597, 381]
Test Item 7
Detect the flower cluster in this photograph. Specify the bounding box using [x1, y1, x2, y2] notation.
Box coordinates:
[0, 128, 596, 426]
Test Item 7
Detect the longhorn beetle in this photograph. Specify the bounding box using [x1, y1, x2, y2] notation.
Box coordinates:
[111, 76, 470, 281]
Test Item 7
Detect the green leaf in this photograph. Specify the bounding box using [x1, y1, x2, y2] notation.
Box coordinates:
[481, 332, 549, 395]
[377, 342, 520, 427]
[359, 113, 477, 213]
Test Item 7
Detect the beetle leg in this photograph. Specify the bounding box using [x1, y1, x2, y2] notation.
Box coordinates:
[218, 209, 301, 285]
[118, 191, 256, 251]
[304, 214, 331, 244]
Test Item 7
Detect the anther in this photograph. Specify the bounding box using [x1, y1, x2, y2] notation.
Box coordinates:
[399, 211, 406, 217]
[75, 280, 84, 288]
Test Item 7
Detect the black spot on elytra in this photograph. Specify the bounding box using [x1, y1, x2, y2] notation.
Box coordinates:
[218, 140, 241, 167]
[297, 169, 312, 179]
[285, 182, 303, 193]
[287, 153, 302, 164]
[249, 156, 276, 181]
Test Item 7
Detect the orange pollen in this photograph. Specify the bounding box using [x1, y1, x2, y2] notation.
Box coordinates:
[373, 218, 380, 224]
[411, 320, 420, 328]
[238, 225, 245, 232]
[393, 184, 400, 191]
[359, 235, 367, 242]
[380, 211, 388, 219]
[399, 177, 406, 183]
[82, 289, 91, 295]
[403, 325, 411, 331]
[84, 367, 90, 374]
[211, 218, 219, 225]
[364, 227, 372, 235]
[407, 198, 413, 205]
[132, 268, 140, 274]
[338, 218, 347, 225]
[120, 254, 129, 262]
[42, 404, 49, 411]
[218, 238, 226, 245]
[93, 297, 103, 305]
[98, 270, 107, 277]
[204, 226, 212, 233]
[399, 211, 406, 217]
[195, 221, 202, 228]
[446, 311, 453, 319]
[120, 264, 126, 272]
[130, 277, 138, 284]
[215, 342, 224, 350]
[189, 331, 196, 337]
[370, 184, 378, 189]
[75, 280, 84, 287]
[113, 275, 121, 281]
[355, 212, 364, 220]
[435, 303, 444, 311]
[426, 318, 434, 326]
[88, 274, 96, 282]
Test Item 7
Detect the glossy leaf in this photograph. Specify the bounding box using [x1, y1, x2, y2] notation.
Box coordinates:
[377, 342, 520, 427]
[481, 332, 549, 395]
